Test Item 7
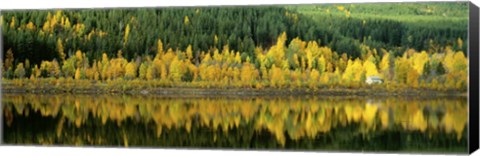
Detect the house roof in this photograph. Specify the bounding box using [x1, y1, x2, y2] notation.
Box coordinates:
[367, 76, 382, 80]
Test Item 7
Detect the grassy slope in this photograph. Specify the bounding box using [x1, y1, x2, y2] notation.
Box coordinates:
[287, 2, 468, 29]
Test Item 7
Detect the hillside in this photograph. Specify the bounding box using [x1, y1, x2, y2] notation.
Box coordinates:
[1, 2, 469, 92]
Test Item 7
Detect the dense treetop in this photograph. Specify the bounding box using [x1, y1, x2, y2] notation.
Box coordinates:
[1, 3, 468, 65]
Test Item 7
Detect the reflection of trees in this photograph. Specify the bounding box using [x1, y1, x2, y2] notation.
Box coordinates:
[2, 94, 468, 152]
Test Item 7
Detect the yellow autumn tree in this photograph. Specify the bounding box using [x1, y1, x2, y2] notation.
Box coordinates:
[75, 50, 83, 67]
[213, 47, 223, 63]
[26, 22, 35, 30]
[9, 16, 16, 29]
[152, 59, 163, 79]
[457, 38, 463, 48]
[123, 24, 130, 46]
[74, 23, 85, 36]
[306, 48, 314, 70]
[85, 67, 94, 80]
[87, 29, 95, 41]
[411, 51, 429, 75]
[270, 65, 285, 88]
[169, 57, 184, 82]
[30, 65, 40, 80]
[24, 59, 30, 71]
[342, 60, 354, 82]
[100, 53, 110, 80]
[406, 69, 420, 88]
[184, 16, 190, 25]
[214, 35, 219, 45]
[380, 52, 390, 73]
[309, 69, 320, 90]
[162, 48, 176, 67]
[4, 49, 14, 71]
[75, 68, 81, 80]
[186, 45, 193, 60]
[450, 52, 468, 90]
[234, 52, 242, 64]
[92, 62, 100, 81]
[57, 39, 65, 61]
[288, 37, 306, 56]
[187, 62, 199, 82]
[125, 61, 137, 80]
[152, 59, 167, 80]
[363, 58, 379, 77]
[64, 17, 71, 29]
[43, 15, 52, 32]
[319, 47, 333, 69]
[50, 59, 61, 78]
[14, 63, 25, 78]
[266, 32, 287, 67]
[146, 65, 156, 81]
[317, 56, 326, 74]
[342, 59, 364, 83]
[452, 52, 467, 73]
[156, 39, 164, 59]
[442, 47, 455, 72]
[138, 62, 148, 80]
[394, 57, 411, 84]
[240, 62, 257, 87]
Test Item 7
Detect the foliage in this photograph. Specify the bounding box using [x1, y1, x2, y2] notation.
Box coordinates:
[1, 3, 469, 92]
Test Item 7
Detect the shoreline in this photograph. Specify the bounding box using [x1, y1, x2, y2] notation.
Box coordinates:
[1, 78, 467, 97]
[1, 85, 467, 97]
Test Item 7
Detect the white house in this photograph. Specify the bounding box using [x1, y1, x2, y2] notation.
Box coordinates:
[366, 76, 383, 85]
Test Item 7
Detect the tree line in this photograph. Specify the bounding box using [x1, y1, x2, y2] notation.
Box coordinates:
[3, 32, 468, 91]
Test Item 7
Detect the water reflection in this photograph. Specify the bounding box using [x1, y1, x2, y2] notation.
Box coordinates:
[2, 94, 468, 152]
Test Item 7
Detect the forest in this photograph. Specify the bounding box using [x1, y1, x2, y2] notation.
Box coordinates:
[1, 2, 469, 93]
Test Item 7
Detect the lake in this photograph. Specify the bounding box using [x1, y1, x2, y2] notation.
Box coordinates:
[2, 93, 468, 153]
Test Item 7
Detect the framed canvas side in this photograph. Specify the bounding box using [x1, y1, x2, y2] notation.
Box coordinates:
[469, 1, 479, 154]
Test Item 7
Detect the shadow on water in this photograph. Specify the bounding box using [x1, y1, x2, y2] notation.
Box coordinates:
[1, 93, 468, 153]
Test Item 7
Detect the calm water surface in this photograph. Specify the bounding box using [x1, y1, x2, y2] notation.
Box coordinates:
[2, 94, 468, 153]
